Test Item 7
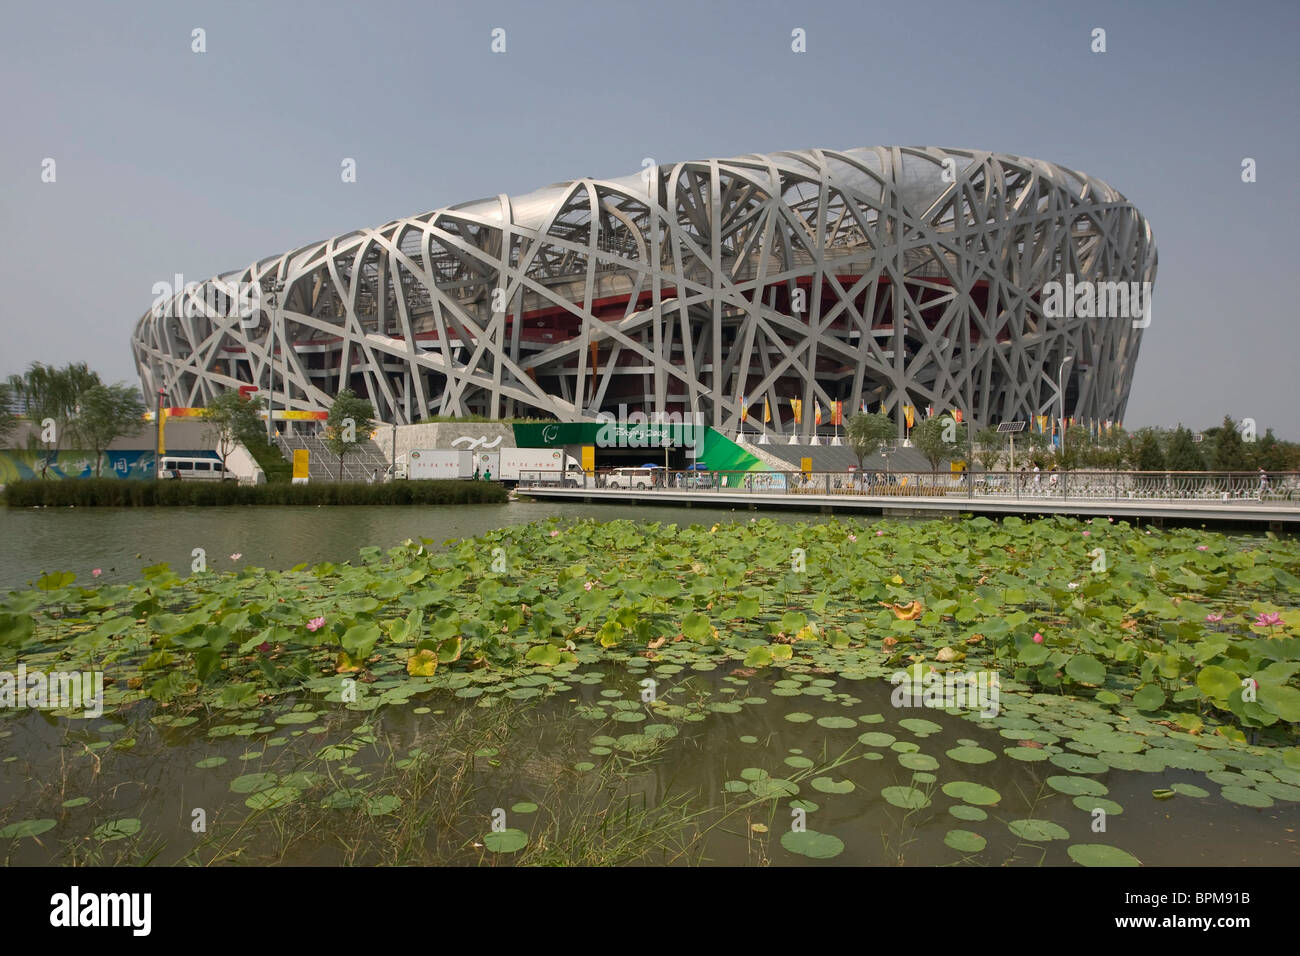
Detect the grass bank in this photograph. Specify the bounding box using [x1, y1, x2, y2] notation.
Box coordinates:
[2, 478, 508, 507]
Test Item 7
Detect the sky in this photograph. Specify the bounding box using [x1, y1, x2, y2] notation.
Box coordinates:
[1, 0, 1296, 435]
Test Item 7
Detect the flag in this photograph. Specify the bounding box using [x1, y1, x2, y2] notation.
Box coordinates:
[763, 398, 771, 423]
[1036, 414, 1048, 434]
[740, 394, 747, 423]
[860, 399, 867, 414]
[904, 405, 915, 429]
[953, 409, 963, 424]
[815, 400, 823, 426]
[790, 398, 802, 424]
[832, 400, 843, 426]
[926, 405, 935, 418]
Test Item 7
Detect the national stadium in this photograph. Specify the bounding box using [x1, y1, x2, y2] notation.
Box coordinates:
[131, 146, 1157, 438]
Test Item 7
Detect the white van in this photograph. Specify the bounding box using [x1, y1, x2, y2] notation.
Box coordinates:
[606, 467, 657, 489]
[160, 456, 226, 480]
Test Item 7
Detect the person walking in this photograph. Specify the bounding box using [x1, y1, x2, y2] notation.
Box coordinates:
[1259, 468, 1269, 499]
[484, 467, 492, 482]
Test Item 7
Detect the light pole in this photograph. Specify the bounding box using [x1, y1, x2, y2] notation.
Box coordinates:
[264, 279, 284, 443]
[1057, 355, 1073, 467]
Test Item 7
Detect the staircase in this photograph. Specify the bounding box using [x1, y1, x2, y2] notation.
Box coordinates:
[275, 434, 392, 482]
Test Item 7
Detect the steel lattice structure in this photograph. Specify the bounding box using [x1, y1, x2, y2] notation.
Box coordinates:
[132, 146, 1156, 435]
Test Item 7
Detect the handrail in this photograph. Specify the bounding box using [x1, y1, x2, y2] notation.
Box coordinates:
[517, 469, 1300, 506]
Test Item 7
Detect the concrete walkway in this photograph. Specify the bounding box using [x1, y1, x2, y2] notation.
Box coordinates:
[517, 486, 1300, 528]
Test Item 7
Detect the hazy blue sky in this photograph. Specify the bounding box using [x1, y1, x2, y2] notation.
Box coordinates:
[2, 0, 1296, 434]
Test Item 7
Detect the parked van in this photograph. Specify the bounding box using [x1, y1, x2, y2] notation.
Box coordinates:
[160, 456, 226, 480]
[606, 467, 657, 489]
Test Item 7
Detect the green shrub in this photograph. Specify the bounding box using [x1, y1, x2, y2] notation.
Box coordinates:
[1, 478, 507, 508]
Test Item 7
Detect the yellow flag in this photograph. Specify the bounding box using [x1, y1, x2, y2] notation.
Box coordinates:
[763, 398, 771, 423]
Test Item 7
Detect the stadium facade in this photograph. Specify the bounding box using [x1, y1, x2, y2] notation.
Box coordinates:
[131, 147, 1156, 437]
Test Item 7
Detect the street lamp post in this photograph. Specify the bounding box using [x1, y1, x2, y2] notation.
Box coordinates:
[1058, 355, 1074, 467]
[264, 280, 284, 443]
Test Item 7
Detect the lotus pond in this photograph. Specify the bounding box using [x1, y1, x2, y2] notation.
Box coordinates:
[1, 515, 1297, 865]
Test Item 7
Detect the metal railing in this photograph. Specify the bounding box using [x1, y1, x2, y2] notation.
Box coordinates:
[518, 469, 1300, 506]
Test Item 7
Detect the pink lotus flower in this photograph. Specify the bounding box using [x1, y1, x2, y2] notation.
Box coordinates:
[1197, 545, 1208, 551]
[1205, 613, 1223, 623]
[1032, 632, 1044, 644]
[847, 534, 857, 542]
[876, 530, 884, 536]
[306, 616, 326, 632]
[92, 568, 102, 577]
[549, 530, 560, 537]
[1082, 531, 1091, 537]
[230, 553, 242, 561]
[1255, 612, 1283, 628]
[584, 581, 594, 591]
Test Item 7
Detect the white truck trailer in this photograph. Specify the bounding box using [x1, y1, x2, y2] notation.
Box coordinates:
[399, 449, 473, 480]
[497, 447, 585, 485]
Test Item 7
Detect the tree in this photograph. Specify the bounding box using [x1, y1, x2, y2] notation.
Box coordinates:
[1211, 415, 1248, 471]
[911, 415, 959, 471]
[1165, 425, 1205, 471]
[203, 391, 267, 480]
[1255, 428, 1288, 471]
[324, 388, 376, 481]
[975, 426, 1003, 471]
[844, 412, 894, 470]
[7, 362, 102, 477]
[73, 384, 147, 476]
[0, 382, 16, 446]
[1134, 429, 1165, 471]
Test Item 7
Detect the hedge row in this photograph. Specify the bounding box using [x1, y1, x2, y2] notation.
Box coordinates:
[2, 478, 509, 508]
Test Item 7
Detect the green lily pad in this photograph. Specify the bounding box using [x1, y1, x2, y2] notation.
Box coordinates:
[0, 819, 56, 839]
[816, 715, 857, 729]
[949, 804, 988, 822]
[899, 717, 943, 736]
[881, 786, 931, 809]
[941, 781, 1001, 806]
[1067, 843, 1141, 867]
[811, 776, 855, 794]
[92, 818, 141, 842]
[858, 732, 896, 747]
[946, 745, 997, 764]
[230, 772, 278, 794]
[1047, 775, 1108, 797]
[483, 828, 528, 853]
[1008, 819, 1069, 841]
[779, 829, 844, 859]
[898, 752, 940, 772]
[1073, 796, 1123, 815]
[943, 829, 987, 852]
[1219, 786, 1273, 808]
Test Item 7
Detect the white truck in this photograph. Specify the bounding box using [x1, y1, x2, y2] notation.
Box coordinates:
[396, 449, 473, 480]
[498, 447, 585, 485]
